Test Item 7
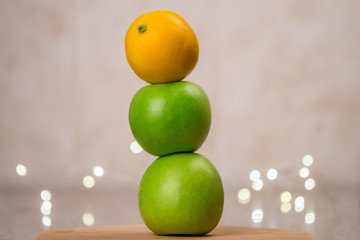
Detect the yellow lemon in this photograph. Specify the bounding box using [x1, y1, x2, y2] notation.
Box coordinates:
[125, 10, 199, 84]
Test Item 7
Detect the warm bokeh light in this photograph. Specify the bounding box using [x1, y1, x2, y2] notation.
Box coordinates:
[302, 154, 313, 167]
[280, 202, 292, 213]
[249, 170, 260, 181]
[305, 211, 316, 224]
[305, 178, 315, 190]
[93, 166, 104, 177]
[280, 191, 292, 203]
[237, 188, 250, 204]
[266, 168, 278, 180]
[252, 209, 263, 223]
[130, 140, 143, 154]
[83, 213, 95, 226]
[299, 167, 310, 179]
[16, 164, 27, 176]
[83, 176, 95, 188]
[251, 179, 264, 191]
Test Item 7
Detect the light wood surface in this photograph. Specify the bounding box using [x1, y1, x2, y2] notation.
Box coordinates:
[33, 225, 313, 240]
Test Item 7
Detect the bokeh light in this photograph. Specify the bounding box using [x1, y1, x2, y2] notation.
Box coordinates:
[83, 176, 95, 188]
[305, 178, 315, 190]
[299, 167, 310, 179]
[16, 164, 27, 176]
[93, 166, 104, 177]
[305, 211, 316, 224]
[294, 196, 305, 212]
[295, 203, 305, 212]
[40, 190, 52, 201]
[249, 170, 261, 181]
[266, 168, 278, 180]
[40, 201, 52, 215]
[280, 191, 292, 203]
[251, 179, 264, 191]
[83, 213, 95, 226]
[42, 216, 52, 227]
[130, 140, 143, 154]
[238, 188, 250, 204]
[302, 154, 313, 167]
[252, 209, 263, 223]
[294, 196, 305, 206]
[281, 202, 292, 213]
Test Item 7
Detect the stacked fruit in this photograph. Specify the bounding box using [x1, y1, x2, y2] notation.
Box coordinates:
[125, 10, 224, 236]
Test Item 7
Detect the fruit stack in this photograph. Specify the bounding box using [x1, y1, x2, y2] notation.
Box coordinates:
[125, 10, 224, 236]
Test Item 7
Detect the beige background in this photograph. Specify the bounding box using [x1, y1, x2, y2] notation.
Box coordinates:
[1, 1, 360, 239]
[1, 0, 359, 229]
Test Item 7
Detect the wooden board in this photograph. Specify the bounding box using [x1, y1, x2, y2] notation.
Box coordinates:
[33, 225, 313, 240]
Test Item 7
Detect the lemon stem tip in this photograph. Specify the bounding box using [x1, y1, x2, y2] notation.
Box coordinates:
[137, 24, 147, 34]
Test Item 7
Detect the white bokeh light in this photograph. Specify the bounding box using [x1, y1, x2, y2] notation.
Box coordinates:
[83, 213, 95, 226]
[251, 179, 264, 191]
[16, 164, 27, 176]
[294, 196, 305, 212]
[93, 166, 104, 177]
[295, 196, 305, 206]
[238, 188, 250, 204]
[130, 141, 143, 154]
[249, 170, 261, 181]
[83, 176, 95, 188]
[41, 190, 52, 201]
[252, 209, 263, 223]
[302, 154, 314, 167]
[266, 168, 278, 180]
[295, 203, 305, 212]
[305, 178, 315, 190]
[42, 216, 52, 227]
[41, 201, 52, 215]
[305, 211, 316, 224]
[299, 167, 310, 179]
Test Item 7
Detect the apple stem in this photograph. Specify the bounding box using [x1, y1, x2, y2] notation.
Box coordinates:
[137, 24, 147, 34]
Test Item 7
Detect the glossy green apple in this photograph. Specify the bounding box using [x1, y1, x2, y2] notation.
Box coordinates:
[138, 153, 224, 235]
[128, 81, 211, 156]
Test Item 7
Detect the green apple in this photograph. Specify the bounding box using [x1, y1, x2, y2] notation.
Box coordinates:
[138, 153, 224, 235]
[128, 81, 211, 156]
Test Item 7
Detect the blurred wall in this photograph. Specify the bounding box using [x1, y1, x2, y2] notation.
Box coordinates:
[1, 0, 359, 192]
